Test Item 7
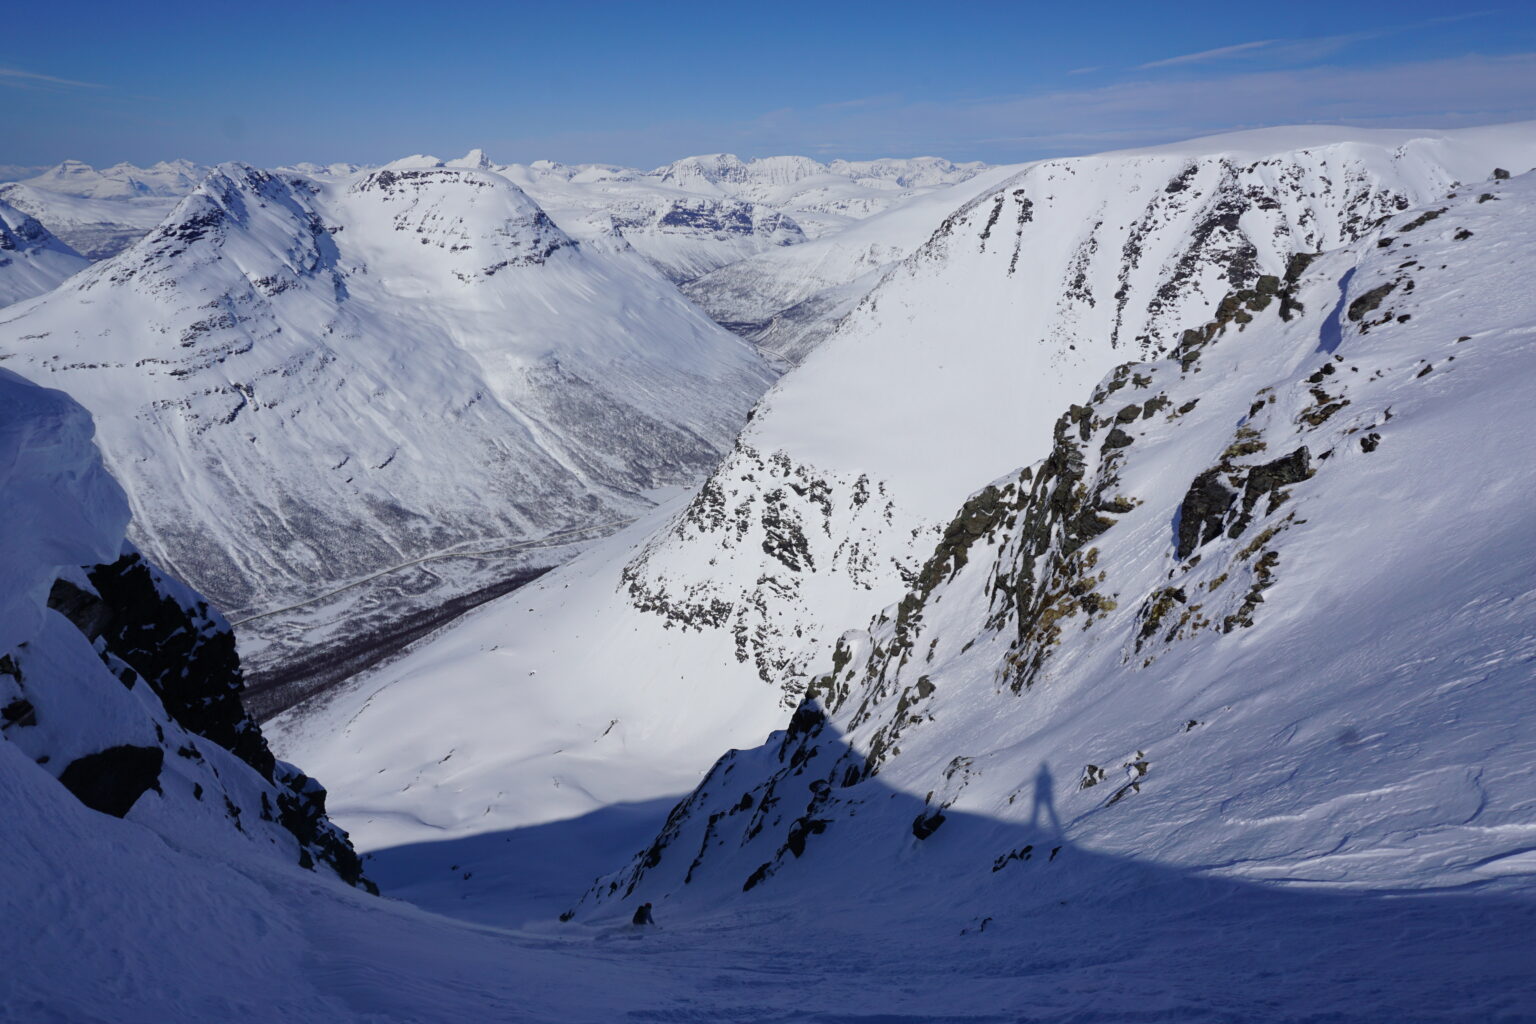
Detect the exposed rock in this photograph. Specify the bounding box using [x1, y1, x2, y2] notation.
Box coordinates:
[58, 745, 164, 818]
[1176, 472, 1237, 559]
[1347, 283, 1396, 323]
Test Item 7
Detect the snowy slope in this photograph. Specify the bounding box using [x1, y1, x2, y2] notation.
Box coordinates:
[271, 163, 1536, 1024]
[0, 162, 774, 685]
[574, 167, 1536, 970]
[681, 162, 1022, 362]
[0, 197, 88, 306]
[274, 124, 1536, 868]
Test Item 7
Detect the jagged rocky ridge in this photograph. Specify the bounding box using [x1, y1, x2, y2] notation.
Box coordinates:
[571, 168, 1536, 917]
[0, 367, 371, 891]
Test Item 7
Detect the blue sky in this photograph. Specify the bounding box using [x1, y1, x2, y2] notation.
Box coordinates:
[3, 0, 1535, 169]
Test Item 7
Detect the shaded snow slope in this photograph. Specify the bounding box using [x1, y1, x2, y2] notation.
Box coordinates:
[0, 197, 88, 307]
[580, 171, 1536, 925]
[0, 163, 774, 681]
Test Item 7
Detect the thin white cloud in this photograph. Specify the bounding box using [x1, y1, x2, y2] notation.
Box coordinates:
[0, 66, 102, 89]
[1139, 40, 1276, 69]
[1067, 66, 1103, 76]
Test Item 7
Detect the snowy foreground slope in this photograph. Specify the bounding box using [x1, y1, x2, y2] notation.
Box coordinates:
[276, 124, 1536, 856]
[0, 162, 774, 691]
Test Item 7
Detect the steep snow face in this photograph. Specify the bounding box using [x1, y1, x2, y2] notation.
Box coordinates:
[0, 368, 369, 892]
[624, 126, 1536, 724]
[0, 162, 774, 681]
[578, 171, 1536, 926]
[0, 198, 88, 307]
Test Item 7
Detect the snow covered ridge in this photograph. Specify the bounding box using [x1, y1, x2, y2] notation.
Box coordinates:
[0, 160, 207, 263]
[574, 170, 1536, 918]
[628, 122, 1536, 724]
[0, 160, 775, 694]
[16, 158, 207, 201]
[495, 150, 991, 285]
[0, 368, 371, 890]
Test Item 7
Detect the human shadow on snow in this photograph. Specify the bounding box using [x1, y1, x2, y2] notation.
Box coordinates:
[369, 719, 1536, 1022]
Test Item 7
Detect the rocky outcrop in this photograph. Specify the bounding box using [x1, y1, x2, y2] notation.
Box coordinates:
[41, 548, 373, 891]
[58, 745, 164, 818]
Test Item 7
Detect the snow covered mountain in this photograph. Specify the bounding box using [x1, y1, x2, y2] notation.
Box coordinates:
[651, 152, 990, 235]
[18, 158, 207, 200]
[498, 155, 808, 284]
[0, 198, 88, 306]
[0, 182, 183, 261]
[493, 151, 991, 289]
[680, 163, 1020, 362]
[12, 129, 1536, 1023]
[0, 160, 207, 261]
[572, 165, 1536, 952]
[272, 124, 1536, 867]
[0, 161, 774, 701]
